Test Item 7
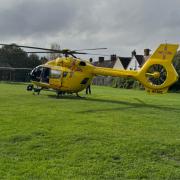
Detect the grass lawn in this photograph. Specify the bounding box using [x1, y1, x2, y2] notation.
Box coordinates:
[0, 82, 180, 179]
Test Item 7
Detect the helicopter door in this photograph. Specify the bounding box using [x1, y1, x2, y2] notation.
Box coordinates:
[49, 69, 62, 88]
[41, 67, 50, 83]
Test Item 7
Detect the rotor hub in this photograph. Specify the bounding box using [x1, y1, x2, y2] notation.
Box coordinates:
[146, 64, 167, 86]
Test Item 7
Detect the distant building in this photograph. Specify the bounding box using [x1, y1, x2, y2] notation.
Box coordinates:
[127, 54, 144, 70]
[92, 56, 116, 86]
[113, 49, 151, 70]
[143, 48, 151, 62]
[114, 57, 132, 70]
[93, 56, 116, 68]
[92, 48, 151, 86]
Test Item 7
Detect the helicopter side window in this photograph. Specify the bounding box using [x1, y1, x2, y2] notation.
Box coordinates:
[50, 70, 61, 79]
[41, 67, 50, 83]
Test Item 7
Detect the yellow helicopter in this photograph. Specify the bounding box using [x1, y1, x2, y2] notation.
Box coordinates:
[0, 43, 179, 96]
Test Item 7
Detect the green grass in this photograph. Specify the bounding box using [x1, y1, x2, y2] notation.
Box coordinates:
[0, 83, 180, 179]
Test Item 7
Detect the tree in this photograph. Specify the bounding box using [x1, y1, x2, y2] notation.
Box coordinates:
[0, 44, 28, 68]
[0, 44, 43, 82]
[48, 43, 61, 60]
[28, 53, 41, 68]
[170, 51, 180, 91]
[173, 50, 180, 74]
[40, 56, 48, 64]
[0, 44, 43, 68]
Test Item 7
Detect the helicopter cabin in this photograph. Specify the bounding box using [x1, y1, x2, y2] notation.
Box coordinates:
[30, 66, 63, 83]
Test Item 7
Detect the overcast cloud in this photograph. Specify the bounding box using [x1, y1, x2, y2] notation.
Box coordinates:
[0, 0, 180, 59]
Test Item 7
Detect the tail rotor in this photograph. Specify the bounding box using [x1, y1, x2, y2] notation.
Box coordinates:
[137, 44, 179, 93]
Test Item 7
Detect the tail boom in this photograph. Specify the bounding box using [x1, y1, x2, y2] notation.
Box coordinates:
[93, 44, 179, 93]
[93, 67, 138, 78]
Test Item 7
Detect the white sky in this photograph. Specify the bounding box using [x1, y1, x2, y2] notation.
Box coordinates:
[0, 0, 180, 60]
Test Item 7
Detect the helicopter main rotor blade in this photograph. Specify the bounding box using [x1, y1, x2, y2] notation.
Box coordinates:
[0, 43, 61, 53]
[73, 48, 107, 51]
[0, 44, 109, 56]
[77, 52, 110, 57]
[25, 51, 87, 55]
[25, 51, 60, 53]
[25, 51, 110, 57]
[0, 44, 107, 52]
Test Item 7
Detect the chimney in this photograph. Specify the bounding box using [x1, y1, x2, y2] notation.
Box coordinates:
[144, 49, 150, 56]
[131, 50, 136, 57]
[110, 54, 117, 61]
[89, 58, 93, 63]
[99, 57, 104, 63]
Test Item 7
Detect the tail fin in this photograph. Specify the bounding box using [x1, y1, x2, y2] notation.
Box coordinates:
[137, 44, 179, 93]
[149, 44, 178, 62]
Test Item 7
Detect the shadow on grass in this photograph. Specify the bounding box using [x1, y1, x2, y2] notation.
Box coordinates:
[47, 94, 180, 113]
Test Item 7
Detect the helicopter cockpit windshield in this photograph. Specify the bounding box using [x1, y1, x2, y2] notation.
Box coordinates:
[30, 66, 50, 83]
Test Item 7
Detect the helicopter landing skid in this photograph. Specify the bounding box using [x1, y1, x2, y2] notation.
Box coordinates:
[33, 87, 42, 95]
[56, 91, 65, 98]
[27, 84, 42, 95]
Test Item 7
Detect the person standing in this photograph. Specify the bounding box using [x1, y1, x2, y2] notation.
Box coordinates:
[86, 84, 91, 94]
[85, 58, 93, 95]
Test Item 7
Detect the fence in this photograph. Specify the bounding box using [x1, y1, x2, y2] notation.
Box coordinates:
[0, 67, 32, 82]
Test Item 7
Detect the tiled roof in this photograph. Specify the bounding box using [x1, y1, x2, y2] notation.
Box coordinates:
[93, 59, 116, 68]
[93, 52, 148, 69]
[135, 55, 145, 67]
[119, 57, 132, 69]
